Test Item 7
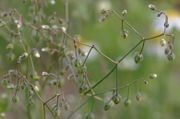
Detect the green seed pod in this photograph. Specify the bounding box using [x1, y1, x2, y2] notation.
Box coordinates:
[144, 80, 149, 85]
[112, 94, 121, 104]
[122, 30, 128, 39]
[57, 78, 65, 88]
[167, 53, 176, 61]
[52, 104, 61, 117]
[85, 113, 94, 119]
[136, 92, 142, 101]
[104, 101, 113, 111]
[164, 47, 171, 55]
[12, 96, 19, 103]
[30, 72, 40, 80]
[134, 53, 144, 64]
[124, 98, 131, 106]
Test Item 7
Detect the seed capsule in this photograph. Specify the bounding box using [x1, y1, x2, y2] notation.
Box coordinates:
[124, 98, 131, 106]
[134, 53, 144, 64]
[104, 101, 113, 111]
[112, 94, 121, 104]
[136, 92, 143, 101]
[164, 47, 171, 55]
[149, 73, 158, 79]
[160, 39, 166, 47]
[12, 96, 19, 103]
[167, 53, 176, 61]
[144, 80, 149, 85]
[85, 113, 94, 119]
[122, 30, 128, 39]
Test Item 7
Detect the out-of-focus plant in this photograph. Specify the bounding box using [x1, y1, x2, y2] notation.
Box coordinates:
[0, 1, 175, 119]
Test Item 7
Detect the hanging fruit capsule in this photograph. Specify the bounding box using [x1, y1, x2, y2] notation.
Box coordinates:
[122, 30, 128, 39]
[85, 113, 94, 119]
[104, 101, 113, 111]
[124, 98, 131, 106]
[160, 38, 167, 47]
[12, 95, 19, 103]
[167, 53, 176, 61]
[134, 53, 144, 64]
[136, 92, 143, 101]
[112, 94, 121, 104]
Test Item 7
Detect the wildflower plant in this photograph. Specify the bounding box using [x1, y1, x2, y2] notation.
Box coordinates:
[0, 0, 175, 119]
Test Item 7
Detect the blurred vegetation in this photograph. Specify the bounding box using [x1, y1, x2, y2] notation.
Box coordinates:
[0, 0, 180, 119]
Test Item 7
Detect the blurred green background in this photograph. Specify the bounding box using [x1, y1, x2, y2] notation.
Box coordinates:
[0, 0, 180, 119]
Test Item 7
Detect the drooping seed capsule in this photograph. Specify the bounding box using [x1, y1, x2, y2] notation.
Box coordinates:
[112, 94, 121, 104]
[57, 78, 65, 88]
[104, 104, 111, 111]
[144, 80, 149, 85]
[85, 113, 95, 119]
[122, 30, 128, 39]
[124, 98, 131, 106]
[136, 92, 143, 101]
[104, 101, 113, 111]
[149, 73, 158, 79]
[134, 53, 144, 64]
[160, 39, 167, 47]
[167, 53, 176, 61]
[12, 95, 19, 103]
[164, 47, 171, 55]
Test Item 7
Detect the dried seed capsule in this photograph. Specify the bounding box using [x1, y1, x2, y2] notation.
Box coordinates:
[167, 53, 176, 61]
[134, 53, 144, 64]
[149, 73, 158, 79]
[160, 39, 167, 47]
[124, 98, 131, 106]
[112, 94, 121, 104]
